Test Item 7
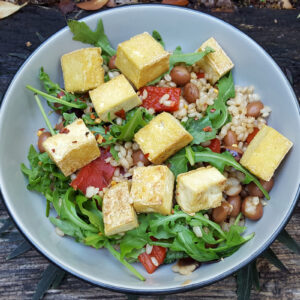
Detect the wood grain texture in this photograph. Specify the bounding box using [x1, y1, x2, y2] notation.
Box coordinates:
[0, 5, 299, 300]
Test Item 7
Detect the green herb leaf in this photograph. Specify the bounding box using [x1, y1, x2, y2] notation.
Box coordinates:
[152, 30, 165, 48]
[6, 240, 32, 260]
[183, 116, 216, 145]
[169, 46, 214, 69]
[193, 147, 269, 199]
[32, 264, 66, 300]
[167, 148, 188, 177]
[262, 248, 288, 272]
[207, 71, 235, 129]
[68, 19, 116, 57]
[277, 229, 300, 254]
[120, 215, 150, 258]
[110, 107, 153, 142]
[236, 262, 254, 300]
[164, 251, 188, 264]
[63, 112, 77, 126]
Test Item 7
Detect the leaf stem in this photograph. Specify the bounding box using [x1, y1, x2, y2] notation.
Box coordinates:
[27, 85, 87, 109]
[105, 241, 145, 281]
[34, 94, 55, 136]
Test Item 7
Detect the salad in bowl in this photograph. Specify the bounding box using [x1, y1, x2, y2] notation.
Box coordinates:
[21, 17, 293, 282]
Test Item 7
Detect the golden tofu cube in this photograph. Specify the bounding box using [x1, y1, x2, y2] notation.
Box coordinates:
[61, 48, 104, 93]
[43, 119, 100, 176]
[196, 37, 234, 84]
[115, 32, 170, 89]
[240, 125, 293, 181]
[134, 112, 193, 164]
[131, 165, 175, 215]
[89, 74, 141, 122]
[176, 166, 226, 214]
[103, 182, 138, 236]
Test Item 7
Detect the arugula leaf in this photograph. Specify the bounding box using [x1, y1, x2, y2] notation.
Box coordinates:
[68, 19, 116, 57]
[147, 46, 213, 86]
[39, 67, 60, 95]
[169, 46, 214, 70]
[63, 112, 77, 126]
[110, 107, 153, 142]
[152, 30, 165, 48]
[164, 251, 188, 264]
[192, 146, 269, 199]
[120, 215, 149, 258]
[59, 188, 98, 232]
[167, 148, 188, 177]
[183, 116, 216, 145]
[207, 71, 235, 129]
[109, 145, 119, 161]
[76, 195, 104, 232]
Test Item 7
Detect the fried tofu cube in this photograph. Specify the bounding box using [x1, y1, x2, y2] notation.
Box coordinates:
[240, 125, 293, 181]
[176, 166, 226, 214]
[134, 112, 193, 164]
[115, 32, 170, 89]
[103, 182, 138, 236]
[196, 37, 234, 84]
[61, 48, 104, 93]
[89, 74, 141, 122]
[131, 165, 175, 215]
[43, 119, 100, 176]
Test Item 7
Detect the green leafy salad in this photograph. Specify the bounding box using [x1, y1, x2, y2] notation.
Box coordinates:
[21, 19, 273, 281]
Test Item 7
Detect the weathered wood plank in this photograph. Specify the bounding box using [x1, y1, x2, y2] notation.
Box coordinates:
[0, 5, 299, 300]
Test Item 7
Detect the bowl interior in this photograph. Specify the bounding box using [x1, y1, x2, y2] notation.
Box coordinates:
[0, 5, 299, 293]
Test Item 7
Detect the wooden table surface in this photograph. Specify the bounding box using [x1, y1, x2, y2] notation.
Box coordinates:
[0, 5, 299, 299]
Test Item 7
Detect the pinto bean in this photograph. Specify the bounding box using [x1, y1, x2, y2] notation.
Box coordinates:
[227, 195, 241, 217]
[38, 131, 51, 153]
[246, 101, 264, 117]
[183, 83, 199, 103]
[132, 150, 150, 166]
[170, 66, 191, 86]
[224, 130, 238, 146]
[212, 202, 232, 223]
[247, 178, 274, 198]
[241, 196, 263, 220]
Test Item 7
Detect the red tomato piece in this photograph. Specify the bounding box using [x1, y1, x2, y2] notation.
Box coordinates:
[70, 149, 116, 195]
[115, 109, 126, 120]
[196, 72, 205, 79]
[140, 86, 181, 112]
[138, 245, 167, 274]
[207, 138, 221, 153]
[246, 127, 259, 144]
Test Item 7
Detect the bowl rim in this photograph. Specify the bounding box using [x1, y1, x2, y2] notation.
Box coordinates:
[0, 4, 300, 295]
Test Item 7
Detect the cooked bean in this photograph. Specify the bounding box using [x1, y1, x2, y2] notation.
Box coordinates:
[170, 66, 191, 86]
[109, 55, 117, 70]
[247, 178, 274, 197]
[183, 83, 199, 103]
[38, 131, 51, 153]
[246, 101, 264, 117]
[241, 196, 263, 220]
[224, 130, 238, 146]
[212, 202, 232, 223]
[224, 177, 242, 196]
[227, 195, 241, 217]
[132, 150, 150, 166]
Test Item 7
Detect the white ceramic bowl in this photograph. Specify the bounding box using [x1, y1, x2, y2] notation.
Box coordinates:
[0, 5, 299, 294]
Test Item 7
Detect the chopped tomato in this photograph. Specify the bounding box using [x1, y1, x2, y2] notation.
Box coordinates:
[246, 127, 259, 144]
[196, 72, 205, 79]
[115, 109, 126, 120]
[138, 245, 167, 274]
[140, 86, 181, 112]
[70, 149, 116, 195]
[207, 138, 221, 153]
